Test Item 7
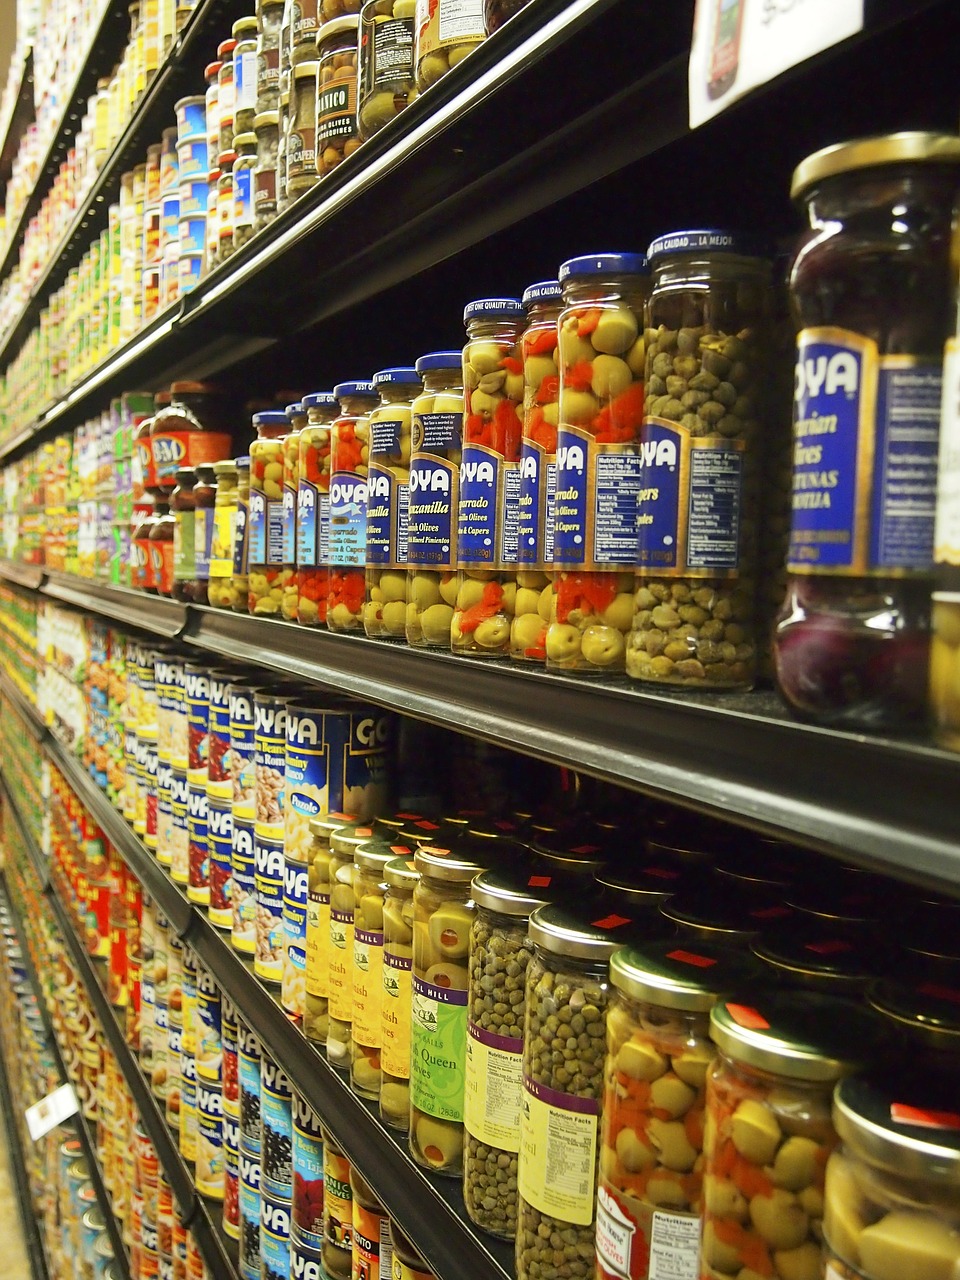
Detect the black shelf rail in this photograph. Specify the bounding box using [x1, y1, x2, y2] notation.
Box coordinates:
[0, 1004, 50, 1280]
[4, 568, 960, 896]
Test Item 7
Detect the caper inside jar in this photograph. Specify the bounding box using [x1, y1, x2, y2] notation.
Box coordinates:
[380, 854, 419, 1131]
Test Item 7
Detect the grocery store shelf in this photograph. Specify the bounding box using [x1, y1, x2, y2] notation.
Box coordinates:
[43, 569, 188, 637]
[0, 559, 44, 590]
[0, 770, 50, 888]
[0, 1004, 50, 1280]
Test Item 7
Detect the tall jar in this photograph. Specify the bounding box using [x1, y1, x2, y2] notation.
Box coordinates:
[217, 155, 236, 261]
[350, 1169, 392, 1280]
[390, 1222, 434, 1280]
[702, 993, 886, 1280]
[321, 1127, 353, 1280]
[277, 86, 290, 211]
[256, 0, 284, 113]
[150, 501, 176, 596]
[364, 366, 421, 639]
[516, 903, 636, 1280]
[305, 813, 361, 1046]
[192, 463, 216, 603]
[233, 17, 259, 135]
[405, 352, 463, 647]
[287, 61, 319, 198]
[328, 824, 375, 1068]
[463, 867, 551, 1240]
[232, 132, 257, 251]
[774, 133, 960, 730]
[545, 253, 650, 675]
[452, 298, 525, 657]
[172, 467, 198, 602]
[248, 410, 294, 614]
[281, 404, 303, 619]
[379, 853, 418, 1132]
[824, 1074, 960, 1280]
[512, 279, 562, 662]
[596, 942, 763, 1280]
[327, 381, 377, 633]
[253, 110, 279, 228]
[297, 391, 337, 625]
[315, 16, 361, 178]
[409, 843, 487, 1177]
[231, 455, 251, 611]
[627, 230, 773, 690]
[358, 0, 416, 140]
[208, 461, 239, 608]
[218, 38, 238, 156]
[293, 0, 319, 61]
[483, 0, 531, 32]
[205, 60, 221, 160]
[415, 0, 484, 91]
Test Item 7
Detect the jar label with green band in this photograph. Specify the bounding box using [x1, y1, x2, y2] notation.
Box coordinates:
[464, 1022, 522, 1150]
[411, 976, 467, 1122]
[381, 950, 412, 1078]
[518, 1074, 600, 1226]
[328, 908, 355, 1021]
[174, 509, 196, 580]
[353, 927, 383, 1047]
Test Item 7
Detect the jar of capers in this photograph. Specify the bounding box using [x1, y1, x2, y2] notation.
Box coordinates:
[328, 824, 376, 1067]
[380, 854, 418, 1132]
[305, 812, 361, 1045]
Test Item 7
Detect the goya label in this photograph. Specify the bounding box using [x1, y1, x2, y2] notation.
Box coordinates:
[170, 769, 190, 884]
[553, 427, 642, 568]
[185, 666, 210, 777]
[458, 442, 522, 568]
[223, 995, 239, 1115]
[297, 432, 331, 568]
[517, 438, 557, 569]
[238, 1024, 262, 1155]
[232, 815, 257, 955]
[187, 783, 209, 905]
[255, 831, 286, 984]
[292, 1093, 324, 1251]
[239, 1157, 261, 1280]
[261, 1194, 292, 1280]
[410, 975, 467, 1122]
[464, 1021, 522, 1151]
[229, 682, 257, 820]
[408, 411, 461, 569]
[291, 1236, 323, 1280]
[790, 327, 942, 574]
[637, 418, 746, 575]
[207, 672, 233, 800]
[282, 466, 297, 565]
[328, 467, 367, 567]
[208, 799, 234, 930]
[255, 694, 289, 827]
[233, 494, 249, 575]
[196, 1081, 224, 1198]
[261, 1056, 293, 1200]
[250, 486, 285, 567]
[196, 967, 222, 1082]
[283, 860, 308, 1017]
[518, 1074, 600, 1227]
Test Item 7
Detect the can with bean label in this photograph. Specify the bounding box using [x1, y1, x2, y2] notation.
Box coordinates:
[229, 681, 258, 820]
[186, 782, 209, 905]
[292, 1092, 324, 1251]
[196, 966, 222, 1083]
[222, 994, 239, 1117]
[255, 689, 295, 831]
[170, 769, 189, 884]
[224, 1111, 241, 1240]
[208, 797, 233, 929]
[239, 1148, 261, 1280]
[207, 671, 234, 801]
[283, 857, 308, 1018]
[261, 1053, 293, 1201]
[232, 814, 257, 954]
[238, 1021, 261, 1156]
[196, 1080, 224, 1199]
[255, 828, 286, 984]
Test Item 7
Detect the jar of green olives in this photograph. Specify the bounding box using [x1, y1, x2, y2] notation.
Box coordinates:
[463, 867, 551, 1240]
[249, 411, 293, 615]
[380, 854, 418, 1132]
[305, 813, 360, 1045]
[328, 823, 375, 1067]
[208, 461, 239, 608]
[328, 381, 377, 634]
[410, 843, 488, 1177]
[365, 367, 420, 639]
[231, 455, 251, 612]
[358, 0, 415, 140]
[415, 0, 484, 92]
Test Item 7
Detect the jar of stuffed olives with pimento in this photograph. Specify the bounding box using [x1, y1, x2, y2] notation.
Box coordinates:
[516, 903, 638, 1280]
[231, 455, 251, 612]
[249, 410, 293, 614]
[380, 854, 418, 1132]
[627, 230, 773, 691]
[328, 381, 377, 633]
[281, 403, 303, 620]
[297, 391, 337, 626]
[305, 812, 361, 1046]
[545, 254, 649, 676]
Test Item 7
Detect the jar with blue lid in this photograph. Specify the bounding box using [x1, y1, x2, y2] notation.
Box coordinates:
[627, 229, 773, 690]
[544, 253, 649, 676]
[327, 380, 378, 633]
[249, 411, 293, 615]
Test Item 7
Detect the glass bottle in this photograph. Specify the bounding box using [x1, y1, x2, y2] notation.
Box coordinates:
[150, 500, 176, 596]
[297, 391, 338, 625]
[280, 403, 304, 620]
[379, 854, 418, 1133]
[248, 410, 294, 614]
[253, 110, 279, 229]
[232, 132, 257, 251]
[328, 823, 375, 1068]
[231, 455, 251, 612]
[257, 0, 284, 114]
[327, 381, 377, 633]
[358, 0, 415, 140]
[305, 813, 362, 1046]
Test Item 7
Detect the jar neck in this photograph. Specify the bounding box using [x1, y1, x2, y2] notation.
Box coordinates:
[420, 370, 462, 394]
[306, 409, 335, 427]
[466, 317, 522, 342]
[525, 302, 562, 327]
[652, 252, 770, 288]
[802, 165, 960, 229]
[337, 395, 377, 417]
[534, 943, 609, 982]
[377, 386, 419, 406]
[257, 425, 286, 440]
[562, 274, 648, 306]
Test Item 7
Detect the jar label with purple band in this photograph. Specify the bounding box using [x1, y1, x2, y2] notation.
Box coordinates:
[553, 426, 642, 568]
[410, 976, 467, 1122]
[789, 329, 941, 574]
[464, 1021, 522, 1150]
[517, 1074, 600, 1227]
[233, 815, 257, 954]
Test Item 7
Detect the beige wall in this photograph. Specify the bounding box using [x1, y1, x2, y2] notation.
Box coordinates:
[0, 0, 15, 86]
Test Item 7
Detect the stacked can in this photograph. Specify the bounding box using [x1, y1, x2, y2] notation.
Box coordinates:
[165, 932, 184, 1134]
[261, 1051, 293, 1280]
[185, 663, 210, 902]
[122, 639, 140, 823]
[206, 670, 234, 927]
[196, 962, 224, 1198]
[169, 659, 192, 885]
[238, 1020, 262, 1280]
[142, 142, 163, 324]
[123, 865, 143, 1049]
[157, 1170, 175, 1277]
[151, 908, 171, 1105]
[175, 93, 208, 294]
[229, 677, 258, 953]
[155, 651, 183, 869]
[139, 895, 158, 1090]
[107, 849, 129, 1007]
[222, 995, 241, 1240]
[180, 944, 199, 1163]
[135, 1127, 160, 1280]
[292, 1091, 324, 1278]
[254, 687, 292, 983]
[158, 127, 180, 308]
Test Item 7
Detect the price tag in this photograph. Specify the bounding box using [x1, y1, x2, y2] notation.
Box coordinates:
[25, 1082, 79, 1141]
[688, 0, 864, 128]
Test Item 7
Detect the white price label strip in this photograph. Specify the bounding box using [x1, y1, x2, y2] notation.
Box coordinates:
[25, 1082, 79, 1141]
[688, 0, 864, 128]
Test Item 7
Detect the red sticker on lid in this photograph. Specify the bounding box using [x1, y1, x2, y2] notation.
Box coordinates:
[571, 844, 601, 855]
[357, 827, 373, 837]
[390, 845, 411, 855]
[495, 820, 516, 831]
[592, 914, 630, 930]
[395, 812, 421, 820]
[404, 859, 417, 871]
[727, 1003, 771, 1030]
[416, 820, 440, 831]
[750, 906, 792, 920]
[805, 940, 852, 956]
[646, 866, 680, 880]
[919, 983, 960, 1005]
[667, 949, 717, 969]
[528, 875, 551, 888]
[891, 1103, 960, 1131]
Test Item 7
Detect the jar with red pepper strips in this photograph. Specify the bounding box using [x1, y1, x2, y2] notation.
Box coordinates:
[231, 455, 251, 611]
[249, 410, 294, 614]
[327, 380, 377, 632]
[297, 391, 337, 625]
[452, 298, 525, 657]
[364, 366, 421, 639]
[627, 230, 773, 690]
[544, 253, 650, 675]
[511, 281, 562, 663]
[406, 352, 464, 647]
[281, 403, 304, 620]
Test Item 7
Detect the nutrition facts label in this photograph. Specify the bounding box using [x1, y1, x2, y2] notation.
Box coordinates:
[648, 1211, 700, 1280]
[594, 452, 642, 564]
[686, 445, 742, 570]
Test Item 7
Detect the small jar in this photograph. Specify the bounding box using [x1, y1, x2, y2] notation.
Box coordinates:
[253, 110, 279, 228]
[172, 467, 198, 601]
[415, 0, 484, 92]
[379, 854, 419, 1132]
[217, 38, 238, 155]
[150, 501, 176, 596]
[208, 460, 239, 607]
[628, 231, 773, 691]
[217, 157, 236, 260]
[775, 133, 960, 731]
[868, 977, 960, 1079]
[305, 813, 361, 1045]
[824, 1074, 960, 1280]
[287, 61, 318, 197]
[483, 0, 530, 32]
[516, 903, 636, 1280]
[204, 60, 221, 159]
[292, 0, 319, 63]
[297, 390, 338, 625]
[452, 298, 525, 658]
[206, 166, 222, 271]
[321, 1127, 353, 1280]
[248, 410, 294, 614]
[233, 17, 259, 135]
[256, 0, 284, 113]
[409, 842, 488, 1177]
[406, 351, 464, 648]
[545, 253, 650, 675]
[193, 463, 217, 602]
[328, 824, 376, 1068]
[231, 455, 251, 611]
[232, 132, 257, 251]
[660, 883, 791, 948]
[752, 929, 878, 997]
[702, 992, 887, 1280]
[316, 16, 361, 177]
[512, 279, 562, 663]
[463, 867, 551, 1240]
[364, 366, 421, 639]
[596, 942, 764, 1280]
[390, 1221, 435, 1280]
[327, 380, 377, 633]
[281, 405, 303, 619]
[350, 1169, 392, 1280]
[277, 86, 290, 211]
[358, 0, 416, 140]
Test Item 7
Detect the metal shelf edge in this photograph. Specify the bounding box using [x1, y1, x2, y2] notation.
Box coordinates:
[0, 1003, 51, 1280]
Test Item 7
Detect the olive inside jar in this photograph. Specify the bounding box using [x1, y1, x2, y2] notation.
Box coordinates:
[628, 230, 773, 690]
[191, 463, 216, 603]
[208, 461, 239, 608]
[774, 132, 960, 731]
[230, 454, 251, 611]
[358, 0, 416, 141]
[297, 390, 337, 626]
[315, 16, 360, 178]
[305, 812, 361, 1047]
[379, 854, 419, 1133]
[327, 823, 376, 1068]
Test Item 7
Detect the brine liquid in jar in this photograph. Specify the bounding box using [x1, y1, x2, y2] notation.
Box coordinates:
[365, 367, 420, 639]
[297, 392, 337, 626]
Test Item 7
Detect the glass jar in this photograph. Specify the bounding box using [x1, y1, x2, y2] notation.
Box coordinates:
[277, 86, 290, 211]
[192, 463, 216, 603]
[364, 366, 420, 639]
[231, 455, 251, 611]
[627, 230, 773, 690]
[390, 1221, 434, 1280]
[287, 61, 319, 197]
[150, 501, 175, 596]
[868, 977, 960, 1079]
[217, 157, 236, 260]
[249, 410, 294, 614]
[415, 0, 484, 91]
[257, 0, 284, 113]
[293, 0, 318, 62]
[135, 389, 168, 501]
[380, 854, 418, 1132]
[409, 843, 488, 1177]
[132, 498, 159, 592]
[218, 38, 238, 155]
[279, 405, 303, 619]
[316, 17, 361, 177]
[321, 1127, 353, 1280]
[327, 380, 377, 633]
[483, 0, 530, 32]
[406, 352, 464, 647]
[752, 929, 877, 997]
[253, 110, 279, 228]
[207, 461, 238, 607]
[233, 17, 258, 135]
[350, 1169, 392, 1280]
[516, 903, 636, 1280]
[660, 883, 789, 948]
[596, 942, 764, 1280]
[545, 253, 650, 675]
[352, 835, 408, 1098]
[151, 382, 232, 494]
[512, 280, 562, 662]
[206, 166, 222, 272]
[205, 60, 221, 158]
[702, 993, 886, 1280]
[232, 132, 257, 251]
[328, 824, 376, 1067]
[306, 813, 361, 1045]
[824, 1074, 960, 1280]
[463, 867, 551, 1239]
[358, 0, 415, 140]
[452, 298, 525, 658]
[297, 391, 338, 625]
[774, 133, 960, 730]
